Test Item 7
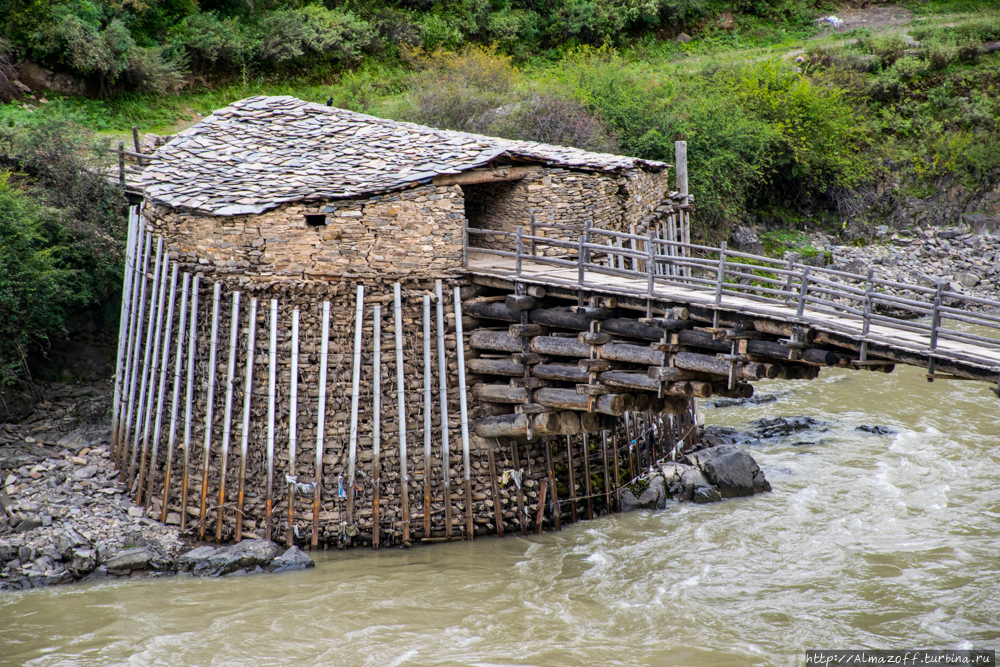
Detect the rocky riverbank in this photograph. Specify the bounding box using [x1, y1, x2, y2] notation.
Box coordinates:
[0, 381, 312, 592]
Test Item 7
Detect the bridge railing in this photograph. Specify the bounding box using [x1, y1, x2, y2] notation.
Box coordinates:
[465, 223, 1000, 367]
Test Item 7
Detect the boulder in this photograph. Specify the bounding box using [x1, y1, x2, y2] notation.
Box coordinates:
[14, 516, 42, 533]
[105, 547, 151, 574]
[217, 539, 282, 575]
[686, 444, 742, 469]
[693, 486, 723, 503]
[953, 271, 981, 288]
[70, 548, 97, 575]
[265, 546, 314, 573]
[679, 468, 710, 502]
[702, 450, 758, 498]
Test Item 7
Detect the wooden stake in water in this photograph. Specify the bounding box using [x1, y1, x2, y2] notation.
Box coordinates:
[312, 300, 329, 550]
[346, 285, 364, 529]
[198, 282, 222, 540]
[144, 263, 179, 510]
[161, 272, 190, 523]
[583, 433, 594, 520]
[287, 307, 299, 547]
[393, 284, 410, 545]
[265, 298, 278, 541]
[422, 294, 432, 538]
[372, 304, 382, 549]
[180, 275, 200, 531]
[510, 440, 527, 535]
[434, 280, 452, 537]
[217, 291, 241, 542]
[566, 435, 578, 523]
[453, 287, 474, 540]
[487, 439, 504, 537]
[601, 430, 611, 513]
[545, 441, 560, 531]
[128, 237, 163, 484]
[236, 297, 258, 542]
[135, 246, 169, 495]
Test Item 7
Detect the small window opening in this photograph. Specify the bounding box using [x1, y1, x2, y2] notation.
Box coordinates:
[305, 214, 326, 227]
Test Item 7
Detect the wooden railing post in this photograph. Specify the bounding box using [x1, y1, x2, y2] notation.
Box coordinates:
[577, 235, 585, 288]
[515, 225, 523, 277]
[860, 268, 874, 362]
[796, 265, 811, 319]
[714, 241, 727, 307]
[927, 283, 943, 382]
[118, 141, 125, 187]
[462, 216, 468, 268]
[583, 219, 592, 264]
[646, 229, 655, 297]
[529, 214, 537, 256]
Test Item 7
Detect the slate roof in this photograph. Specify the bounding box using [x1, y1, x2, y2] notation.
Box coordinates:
[141, 95, 666, 216]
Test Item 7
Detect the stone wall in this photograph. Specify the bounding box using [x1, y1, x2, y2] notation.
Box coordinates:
[464, 167, 670, 254]
[144, 184, 466, 280]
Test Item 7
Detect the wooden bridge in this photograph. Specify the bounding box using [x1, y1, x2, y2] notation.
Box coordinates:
[460, 222, 1000, 401]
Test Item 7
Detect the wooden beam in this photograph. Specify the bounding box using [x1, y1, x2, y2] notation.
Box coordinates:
[432, 166, 537, 186]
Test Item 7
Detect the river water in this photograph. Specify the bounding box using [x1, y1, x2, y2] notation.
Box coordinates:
[2, 365, 999, 666]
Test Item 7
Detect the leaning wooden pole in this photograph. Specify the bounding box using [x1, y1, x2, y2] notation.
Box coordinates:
[235, 297, 257, 542]
[487, 440, 504, 537]
[435, 280, 452, 537]
[422, 294, 432, 538]
[127, 236, 163, 483]
[287, 307, 299, 548]
[161, 272, 190, 523]
[217, 291, 241, 543]
[180, 275, 200, 531]
[119, 230, 151, 470]
[346, 285, 364, 530]
[198, 281, 222, 540]
[110, 208, 139, 462]
[393, 284, 410, 545]
[311, 300, 329, 550]
[372, 305, 382, 549]
[583, 433, 594, 520]
[143, 263, 178, 509]
[453, 287, 474, 540]
[265, 298, 278, 541]
[135, 246, 169, 494]
[566, 435, 578, 523]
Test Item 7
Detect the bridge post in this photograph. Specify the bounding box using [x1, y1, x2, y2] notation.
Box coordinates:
[860, 269, 874, 362]
[515, 225, 523, 277]
[713, 241, 727, 328]
[118, 141, 125, 187]
[796, 265, 811, 319]
[462, 215, 468, 268]
[529, 214, 536, 256]
[577, 235, 585, 289]
[927, 283, 943, 382]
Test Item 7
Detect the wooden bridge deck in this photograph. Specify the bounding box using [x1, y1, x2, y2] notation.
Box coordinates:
[467, 251, 1000, 377]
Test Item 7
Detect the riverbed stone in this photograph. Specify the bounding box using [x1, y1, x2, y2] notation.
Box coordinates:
[702, 450, 758, 498]
[265, 546, 314, 573]
[693, 486, 723, 503]
[105, 547, 151, 574]
[679, 468, 711, 502]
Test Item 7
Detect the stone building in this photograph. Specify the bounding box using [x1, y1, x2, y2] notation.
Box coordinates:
[117, 95, 680, 547]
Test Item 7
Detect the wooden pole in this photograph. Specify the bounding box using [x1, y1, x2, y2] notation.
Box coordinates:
[198, 281, 222, 540]
[287, 308, 299, 547]
[566, 436, 578, 523]
[487, 439, 504, 537]
[135, 246, 169, 495]
[393, 284, 410, 545]
[118, 229, 150, 468]
[453, 287, 474, 540]
[111, 208, 138, 464]
[144, 263, 178, 509]
[435, 280, 452, 537]
[236, 297, 258, 542]
[422, 294, 432, 538]
[312, 300, 329, 550]
[161, 272, 189, 523]
[612, 428, 621, 512]
[601, 430, 611, 513]
[534, 479, 548, 535]
[583, 433, 593, 520]
[510, 439, 527, 535]
[216, 291, 241, 542]
[372, 304, 382, 549]
[265, 299, 277, 541]
[180, 275, 199, 531]
[545, 441, 560, 531]
[127, 236, 163, 483]
[347, 286, 364, 530]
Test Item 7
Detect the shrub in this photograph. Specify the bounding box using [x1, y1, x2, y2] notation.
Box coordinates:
[403, 45, 519, 133]
[260, 6, 378, 68]
[0, 38, 21, 104]
[169, 11, 255, 72]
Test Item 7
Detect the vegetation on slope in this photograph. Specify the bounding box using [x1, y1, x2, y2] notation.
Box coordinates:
[1, 1, 998, 384]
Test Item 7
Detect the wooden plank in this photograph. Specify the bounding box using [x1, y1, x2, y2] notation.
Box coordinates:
[422, 295, 433, 539]
[198, 281, 222, 541]
[393, 284, 410, 545]
[347, 287, 364, 533]
[237, 296, 257, 542]
[180, 275, 199, 532]
[435, 280, 452, 538]
[287, 308, 299, 548]
[216, 290, 240, 542]
[372, 305, 382, 549]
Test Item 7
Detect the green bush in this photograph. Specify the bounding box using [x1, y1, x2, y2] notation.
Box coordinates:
[260, 6, 378, 68]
